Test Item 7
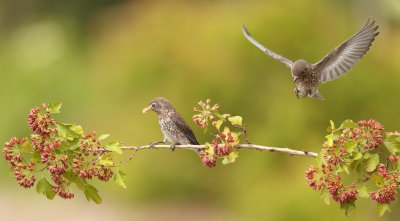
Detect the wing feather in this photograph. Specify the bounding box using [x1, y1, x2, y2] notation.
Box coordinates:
[314, 18, 379, 83]
[242, 25, 293, 69]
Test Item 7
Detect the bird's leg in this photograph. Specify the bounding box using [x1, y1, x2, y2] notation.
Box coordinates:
[294, 88, 300, 99]
[170, 142, 179, 152]
[148, 141, 165, 148]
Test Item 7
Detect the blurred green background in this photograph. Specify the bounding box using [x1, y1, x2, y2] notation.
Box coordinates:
[1, 0, 400, 220]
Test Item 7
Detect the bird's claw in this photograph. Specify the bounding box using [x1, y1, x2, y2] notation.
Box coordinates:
[170, 143, 177, 152]
[148, 141, 163, 149]
[294, 88, 300, 99]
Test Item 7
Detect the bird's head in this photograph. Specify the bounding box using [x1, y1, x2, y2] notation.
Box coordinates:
[142, 97, 174, 114]
[292, 59, 310, 76]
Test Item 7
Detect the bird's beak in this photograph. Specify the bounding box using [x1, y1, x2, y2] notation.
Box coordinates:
[142, 105, 152, 114]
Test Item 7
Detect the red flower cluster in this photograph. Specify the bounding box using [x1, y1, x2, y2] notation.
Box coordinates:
[72, 132, 113, 181]
[370, 184, 397, 204]
[356, 120, 384, 150]
[305, 165, 358, 204]
[326, 177, 358, 204]
[3, 137, 36, 188]
[200, 151, 217, 168]
[3, 104, 116, 199]
[28, 105, 57, 137]
[369, 164, 399, 204]
[192, 99, 220, 128]
[212, 133, 234, 156]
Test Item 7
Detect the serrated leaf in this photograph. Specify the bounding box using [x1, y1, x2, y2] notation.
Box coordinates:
[36, 178, 55, 200]
[99, 155, 114, 166]
[84, 184, 102, 204]
[204, 143, 214, 155]
[325, 134, 335, 147]
[32, 151, 41, 163]
[352, 152, 362, 160]
[106, 141, 122, 154]
[98, 134, 110, 141]
[343, 141, 357, 153]
[222, 151, 239, 165]
[21, 140, 33, 153]
[370, 174, 384, 188]
[365, 154, 380, 172]
[214, 119, 224, 130]
[57, 123, 80, 140]
[113, 169, 127, 188]
[340, 202, 356, 216]
[340, 164, 350, 174]
[228, 116, 242, 126]
[320, 188, 330, 205]
[358, 184, 369, 198]
[63, 169, 86, 190]
[384, 133, 400, 155]
[48, 102, 62, 113]
[330, 120, 335, 131]
[339, 119, 358, 129]
[377, 203, 391, 216]
[214, 113, 224, 119]
[69, 124, 83, 135]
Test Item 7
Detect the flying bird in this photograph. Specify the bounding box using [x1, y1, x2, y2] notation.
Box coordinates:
[242, 18, 379, 100]
[143, 97, 200, 152]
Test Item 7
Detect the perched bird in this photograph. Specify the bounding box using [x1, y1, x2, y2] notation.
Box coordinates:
[142, 97, 200, 152]
[242, 18, 379, 100]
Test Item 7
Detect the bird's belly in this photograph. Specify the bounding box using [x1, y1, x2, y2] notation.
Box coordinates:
[159, 120, 187, 144]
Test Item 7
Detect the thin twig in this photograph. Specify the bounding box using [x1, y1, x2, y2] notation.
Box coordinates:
[112, 144, 318, 158]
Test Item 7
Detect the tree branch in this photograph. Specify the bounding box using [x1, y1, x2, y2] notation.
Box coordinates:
[117, 144, 318, 158]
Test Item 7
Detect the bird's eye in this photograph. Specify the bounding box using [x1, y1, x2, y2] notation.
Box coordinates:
[151, 103, 156, 107]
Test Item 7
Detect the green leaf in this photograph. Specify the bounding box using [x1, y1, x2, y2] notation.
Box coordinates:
[352, 152, 362, 160]
[340, 202, 356, 216]
[69, 124, 83, 135]
[36, 178, 55, 200]
[228, 116, 242, 126]
[364, 154, 380, 172]
[325, 134, 335, 147]
[330, 120, 335, 131]
[358, 184, 369, 198]
[99, 155, 114, 166]
[204, 143, 214, 155]
[113, 169, 127, 188]
[48, 102, 62, 113]
[21, 140, 33, 153]
[98, 134, 110, 141]
[343, 141, 357, 153]
[214, 119, 224, 130]
[370, 174, 384, 188]
[339, 119, 358, 129]
[84, 184, 102, 204]
[340, 164, 350, 174]
[384, 133, 400, 155]
[62, 169, 86, 190]
[106, 141, 122, 154]
[57, 123, 80, 140]
[222, 151, 239, 165]
[32, 151, 42, 163]
[320, 188, 330, 205]
[377, 204, 391, 216]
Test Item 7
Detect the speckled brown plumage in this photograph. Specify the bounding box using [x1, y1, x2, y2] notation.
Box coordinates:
[242, 18, 379, 100]
[143, 97, 199, 151]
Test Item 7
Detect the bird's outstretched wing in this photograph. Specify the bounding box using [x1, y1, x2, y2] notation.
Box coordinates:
[314, 18, 379, 83]
[242, 25, 293, 69]
[170, 112, 199, 145]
